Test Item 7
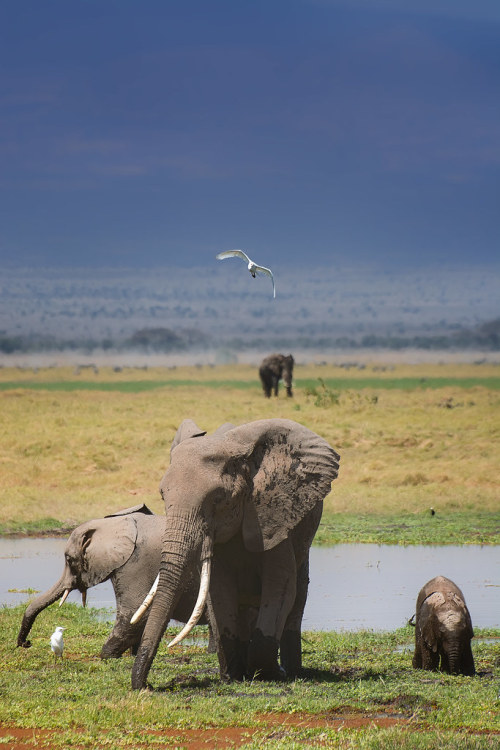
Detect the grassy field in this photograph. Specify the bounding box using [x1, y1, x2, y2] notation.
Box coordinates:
[0, 362, 498, 543]
[0, 604, 499, 748]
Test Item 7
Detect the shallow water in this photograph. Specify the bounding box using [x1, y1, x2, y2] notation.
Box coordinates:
[1, 538, 498, 631]
[305, 543, 500, 631]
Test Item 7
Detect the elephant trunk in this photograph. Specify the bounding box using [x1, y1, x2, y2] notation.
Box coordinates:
[17, 577, 71, 647]
[131, 512, 211, 690]
[447, 643, 462, 675]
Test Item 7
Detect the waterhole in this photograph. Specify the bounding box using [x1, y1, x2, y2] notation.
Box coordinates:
[1, 538, 498, 631]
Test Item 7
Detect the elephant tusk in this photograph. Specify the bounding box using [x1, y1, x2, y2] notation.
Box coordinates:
[59, 589, 71, 607]
[168, 558, 211, 649]
[130, 573, 159, 625]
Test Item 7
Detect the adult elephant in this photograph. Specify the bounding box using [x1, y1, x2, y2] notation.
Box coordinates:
[131, 418, 339, 688]
[412, 575, 475, 675]
[16, 504, 204, 658]
[259, 353, 294, 398]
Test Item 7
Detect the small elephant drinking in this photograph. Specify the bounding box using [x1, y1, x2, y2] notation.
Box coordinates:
[16, 504, 205, 658]
[259, 353, 294, 398]
[412, 575, 475, 675]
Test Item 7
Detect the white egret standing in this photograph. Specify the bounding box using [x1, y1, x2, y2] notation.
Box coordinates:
[50, 626, 65, 664]
[216, 249, 275, 298]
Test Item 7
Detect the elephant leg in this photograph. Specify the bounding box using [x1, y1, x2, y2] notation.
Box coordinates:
[280, 556, 310, 678]
[259, 369, 271, 397]
[100, 612, 145, 658]
[412, 637, 423, 669]
[272, 377, 279, 397]
[208, 551, 247, 681]
[460, 644, 475, 676]
[421, 644, 440, 671]
[247, 538, 296, 680]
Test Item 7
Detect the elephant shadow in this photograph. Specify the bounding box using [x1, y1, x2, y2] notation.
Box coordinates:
[150, 664, 386, 691]
[154, 674, 218, 693]
[300, 666, 389, 684]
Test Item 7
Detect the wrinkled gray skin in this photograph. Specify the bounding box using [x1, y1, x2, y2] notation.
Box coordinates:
[259, 353, 294, 398]
[131, 418, 339, 689]
[412, 575, 475, 675]
[17, 504, 204, 658]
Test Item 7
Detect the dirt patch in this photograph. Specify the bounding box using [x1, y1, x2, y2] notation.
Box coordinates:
[257, 709, 407, 730]
[0, 727, 55, 750]
[0, 712, 410, 750]
[2, 713, 499, 750]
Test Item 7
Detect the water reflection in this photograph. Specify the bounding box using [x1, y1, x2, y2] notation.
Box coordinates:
[1, 538, 498, 631]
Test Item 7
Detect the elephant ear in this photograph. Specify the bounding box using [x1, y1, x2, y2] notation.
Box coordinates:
[227, 419, 340, 552]
[170, 419, 207, 458]
[105, 503, 154, 517]
[450, 592, 474, 636]
[80, 515, 138, 587]
[213, 422, 236, 436]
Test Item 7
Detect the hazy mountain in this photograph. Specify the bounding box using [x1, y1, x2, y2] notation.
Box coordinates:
[1, 264, 498, 357]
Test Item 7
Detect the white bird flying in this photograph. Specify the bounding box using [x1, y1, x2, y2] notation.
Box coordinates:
[50, 626, 65, 663]
[216, 249, 275, 298]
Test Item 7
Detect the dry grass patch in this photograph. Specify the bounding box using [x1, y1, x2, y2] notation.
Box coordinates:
[0, 364, 499, 526]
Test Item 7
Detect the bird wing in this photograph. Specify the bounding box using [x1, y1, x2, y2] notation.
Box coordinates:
[216, 249, 251, 263]
[254, 264, 276, 298]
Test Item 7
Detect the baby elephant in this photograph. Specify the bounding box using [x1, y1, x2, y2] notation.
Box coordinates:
[412, 575, 475, 675]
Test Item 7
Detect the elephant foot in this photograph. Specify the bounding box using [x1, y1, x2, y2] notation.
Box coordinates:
[280, 629, 302, 678]
[17, 640, 32, 649]
[218, 635, 247, 682]
[247, 629, 283, 681]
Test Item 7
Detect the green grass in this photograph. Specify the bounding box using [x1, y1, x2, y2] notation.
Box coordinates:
[1, 511, 499, 545]
[0, 604, 498, 748]
[298, 376, 500, 391]
[0, 375, 499, 392]
[315, 511, 500, 546]
[0, 517, 70, 536]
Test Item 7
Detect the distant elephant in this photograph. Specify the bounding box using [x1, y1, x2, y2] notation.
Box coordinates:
[259, 353, 294, 398]
[412, 575, 475, 675]
[16, 504, 205, 658]
[131, 418, 339, 689]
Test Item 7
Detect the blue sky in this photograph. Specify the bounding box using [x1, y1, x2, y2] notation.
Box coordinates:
[0, 0, 499, 271]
